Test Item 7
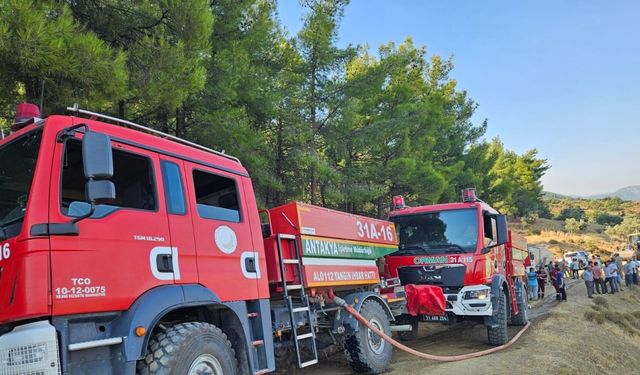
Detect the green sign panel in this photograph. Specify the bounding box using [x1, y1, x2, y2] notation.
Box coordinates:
[301, 236, 398, 260]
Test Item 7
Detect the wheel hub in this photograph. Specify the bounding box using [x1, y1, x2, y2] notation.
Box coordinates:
[188, 354, 223, 375]
[367, 317, 385, 355]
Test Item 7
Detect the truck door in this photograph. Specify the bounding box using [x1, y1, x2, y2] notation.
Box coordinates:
[158, 158, 198, 285]
[183, 162, 260, 301]
[49, 138, 175, 316]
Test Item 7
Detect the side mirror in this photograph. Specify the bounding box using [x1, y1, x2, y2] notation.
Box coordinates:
[496, 214, 509, 245]
[82, 131, 113, 180]
[86, 180, 115, 203]
[72, 131, 115, 223]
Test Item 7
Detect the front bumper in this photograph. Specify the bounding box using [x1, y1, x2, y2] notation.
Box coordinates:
[445, 285, 492, 317]
[0, 321, 61, 375]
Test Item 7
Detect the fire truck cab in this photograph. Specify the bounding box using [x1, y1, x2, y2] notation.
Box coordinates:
[384, 191, 529, 345]
[0, 104, 402, 375]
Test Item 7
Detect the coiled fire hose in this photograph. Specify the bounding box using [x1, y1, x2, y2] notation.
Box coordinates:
[334, 296, 531, 362]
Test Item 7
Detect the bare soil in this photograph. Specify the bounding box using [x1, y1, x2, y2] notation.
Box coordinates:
[294, 280, 640, 375]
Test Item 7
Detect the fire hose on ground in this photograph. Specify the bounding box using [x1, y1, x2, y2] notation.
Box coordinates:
[333, 296, 532, 362]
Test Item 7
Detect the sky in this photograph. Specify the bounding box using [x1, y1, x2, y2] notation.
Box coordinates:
[276, 1, 640, 196]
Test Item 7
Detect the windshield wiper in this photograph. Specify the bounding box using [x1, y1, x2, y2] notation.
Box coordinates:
[0, 215, 25, 230]
[444, 245, 466, 253]
[396, 245, 431, 255]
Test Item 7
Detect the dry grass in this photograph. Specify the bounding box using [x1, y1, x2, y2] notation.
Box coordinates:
[303, 281, 640, 375]
[584, 286, 640, 335]
[525, 230, 619, 258]
[509, 215, 626, 260]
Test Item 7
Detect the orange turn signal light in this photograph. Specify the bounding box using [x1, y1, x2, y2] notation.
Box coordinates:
[135, 326, 146, 337]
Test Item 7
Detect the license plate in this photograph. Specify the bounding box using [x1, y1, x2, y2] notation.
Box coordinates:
[422, 314, 448, 322]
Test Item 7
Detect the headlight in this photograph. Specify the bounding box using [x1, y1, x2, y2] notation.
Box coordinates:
[8, 343, 47, 366]
[464, 289, 490, 300]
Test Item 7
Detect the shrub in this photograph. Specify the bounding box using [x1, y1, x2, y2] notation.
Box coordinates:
[584, 310, 605, 324]
[523, 212, 539, 225]
[593, 296, 609, 308]
[596, 212, 624, 226]
[557, 207, 586, 221]
[565, 218, 587, 233]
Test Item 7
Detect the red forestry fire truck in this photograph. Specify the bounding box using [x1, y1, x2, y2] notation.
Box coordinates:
[0, 104, 406, 374]
[384, 190, 530, 345]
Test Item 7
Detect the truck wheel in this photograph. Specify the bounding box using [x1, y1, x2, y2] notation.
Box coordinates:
[511, 284, 528, 326]
[137, 322, 238, 375]
[344, 300, 393, 374]
[487, 290, 509, 346]
[398, 318, 419, 341]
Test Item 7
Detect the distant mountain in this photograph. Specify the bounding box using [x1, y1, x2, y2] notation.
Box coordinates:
[587, 185, 640, 201]
[544, 185, 640, 201]
[543, 191, 577, 200]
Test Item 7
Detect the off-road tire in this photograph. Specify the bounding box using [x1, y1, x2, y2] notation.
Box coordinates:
[398, 318, 419, 341]
[487, 290, 509, 346]
[137, 322, 238, 375]
[510, 283, 529, 326]
[344, 300, 393, 374]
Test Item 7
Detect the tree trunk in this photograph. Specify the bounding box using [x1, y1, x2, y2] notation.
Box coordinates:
[118, 100, 126, 118]
[160, 112, 169, 133]
[309, 46, 318, 205]
[310, 172, 318, 205]
[377, 196, 385, 219]
[175, 107, 184, 137]
[274, 119, 284, 205]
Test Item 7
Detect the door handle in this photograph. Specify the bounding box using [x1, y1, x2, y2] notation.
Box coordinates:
[157, 254, 173, 273]
[245, 256, 256, 273]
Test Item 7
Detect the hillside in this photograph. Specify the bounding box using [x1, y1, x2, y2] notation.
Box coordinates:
[588, 185, 640, 201]
[546, 185, 640, 202]
[511, 196, 640, 261]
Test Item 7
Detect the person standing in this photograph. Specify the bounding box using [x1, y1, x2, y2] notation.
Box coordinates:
[527, 267, 538, 301]
[561, 260, 570, 278]
[582, 264, 594, 299]
[592, 261, 604, 294]
[614, 253, 624, 291]
[556, 266, 567, 301]
[550, 266, 559, 297]
[631, 256, 639, 285]
[571, 258, 580, 279]
[536, 266, 548, 299]
[604, 260, 616, 294]
[623, 260, 633, 287]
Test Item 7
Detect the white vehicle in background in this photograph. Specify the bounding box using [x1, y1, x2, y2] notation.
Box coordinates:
[563, 251, 589, 269]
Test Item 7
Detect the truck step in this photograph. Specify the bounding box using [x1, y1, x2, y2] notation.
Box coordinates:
[296, 332, 313, 340]
[251, 340, 264, 347]
[292, 306, 309, 313]
[286, 284, 303, 291]
[282, 258, 300, 264]
[254, 370, 271, 375]
[247, 312, 259, 318]
[300, 359, 319, 368]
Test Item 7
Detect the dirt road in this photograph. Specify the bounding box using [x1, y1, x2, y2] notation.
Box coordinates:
[292, 279, 640, 375]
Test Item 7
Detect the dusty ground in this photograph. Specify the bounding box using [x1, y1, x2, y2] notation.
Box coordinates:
[295, 280, 640, 375]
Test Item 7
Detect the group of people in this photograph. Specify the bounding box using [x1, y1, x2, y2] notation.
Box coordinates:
[525, 253, 639, 301]
[526, 262, 566, 302]
[581, 254, 639, 298]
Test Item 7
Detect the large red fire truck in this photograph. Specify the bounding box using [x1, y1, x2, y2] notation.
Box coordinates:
[0, 104, 406, 374]
[384, 190, 529, 345]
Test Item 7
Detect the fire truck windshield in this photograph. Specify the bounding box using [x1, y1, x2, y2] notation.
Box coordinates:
[0, 129, 42, 238]
[392, 208, 479, 255]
